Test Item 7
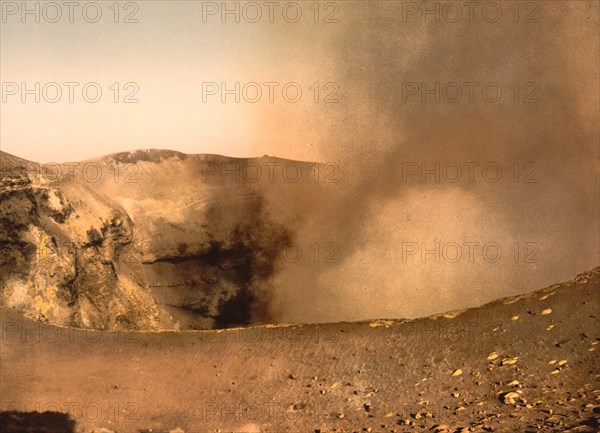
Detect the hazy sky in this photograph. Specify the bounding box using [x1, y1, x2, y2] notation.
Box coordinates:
[1, 1, 345, 162]
[1, 1, 598, 168]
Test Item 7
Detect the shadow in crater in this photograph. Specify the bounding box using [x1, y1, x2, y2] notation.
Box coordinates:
[0, 411, 76, 433]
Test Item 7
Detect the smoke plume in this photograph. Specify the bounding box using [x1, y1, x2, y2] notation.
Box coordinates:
[268, 2, 599, 323]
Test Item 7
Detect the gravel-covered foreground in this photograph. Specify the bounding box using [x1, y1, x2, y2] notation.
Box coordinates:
[1, 268, 599, 433]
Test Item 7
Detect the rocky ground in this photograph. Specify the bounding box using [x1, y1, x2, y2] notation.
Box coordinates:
[1, 267, 598, 433]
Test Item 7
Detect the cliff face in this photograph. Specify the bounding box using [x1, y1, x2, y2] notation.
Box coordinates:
[0, 150, 326, 330]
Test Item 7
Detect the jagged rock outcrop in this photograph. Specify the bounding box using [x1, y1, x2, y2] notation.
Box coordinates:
[0, 150, 326, 330]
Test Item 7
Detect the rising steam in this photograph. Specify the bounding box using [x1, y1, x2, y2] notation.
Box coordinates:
[266, 2, 599, 323]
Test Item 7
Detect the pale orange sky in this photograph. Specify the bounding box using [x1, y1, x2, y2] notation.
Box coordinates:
[1, 1, 345, 163]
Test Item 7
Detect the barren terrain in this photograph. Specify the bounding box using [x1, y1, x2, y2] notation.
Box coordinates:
[1, 267, 599, 433]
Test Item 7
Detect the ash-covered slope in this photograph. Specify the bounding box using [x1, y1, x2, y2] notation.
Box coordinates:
[0, 149, 331, 330]
[0, 267, 598, 433]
